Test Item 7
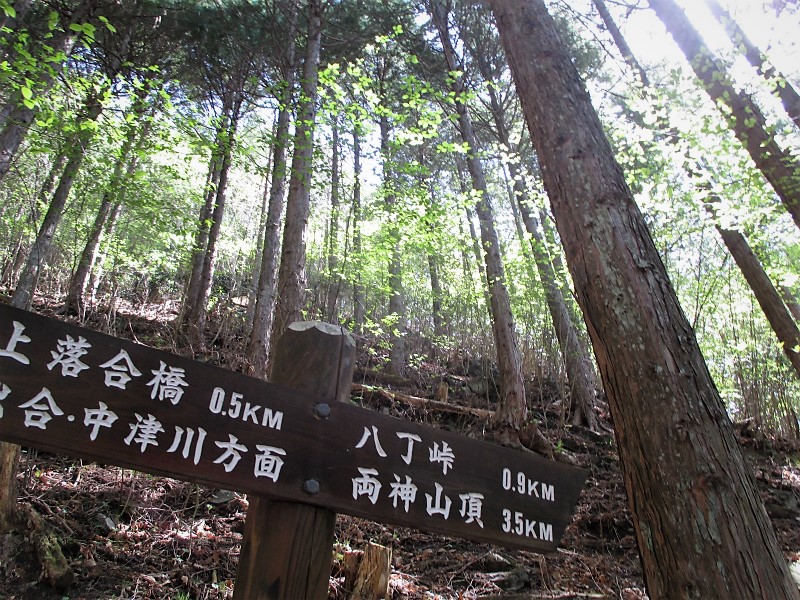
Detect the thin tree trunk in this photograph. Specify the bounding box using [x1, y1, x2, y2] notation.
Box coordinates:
[421, 159, 445, 343]
[491, 0, 800, 597]
[457, 159, 493, 322]
[713, 217, 800, 377]
[780, 286, 800, 322]
[1, 148, 66, 286]
[351, 126, 365, 335]
[2, 5, 114, 528]
[245, 0, 299, 377]
[269, 0, 323, 348]
[186, 110, 240, 348]
[182, 149, 221, 327]
[378, 105, 406, 377]
[591, 0, 650, 87]
[466, 22, 600, 429]
[648, 0, 800, 230]
[704, 0, 800, 129]
[324, 117, 341, 322]
[66, 87, 154, 315]
[87, 202, 122, 302]
[513, 173, 600, 430]
[429, 0, 544, 448]
[11, 95, 105, 310]
[245, 171, 271, 331]
[0, 1, 95, 180]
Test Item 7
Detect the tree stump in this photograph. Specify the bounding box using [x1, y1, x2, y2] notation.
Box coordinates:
[343, 542, 392, 600]
[233, 322, 356, 600]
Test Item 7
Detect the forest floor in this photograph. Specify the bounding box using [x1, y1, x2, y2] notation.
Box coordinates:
[2, 297, 800, 599]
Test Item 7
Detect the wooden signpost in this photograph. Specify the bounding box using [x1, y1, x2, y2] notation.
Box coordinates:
[0, 304, 587, 597]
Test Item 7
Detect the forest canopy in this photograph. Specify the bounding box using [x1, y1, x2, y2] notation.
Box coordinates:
[0, 0, 798, 432]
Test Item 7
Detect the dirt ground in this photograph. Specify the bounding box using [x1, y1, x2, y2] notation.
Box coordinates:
[1, 301, 799, 599]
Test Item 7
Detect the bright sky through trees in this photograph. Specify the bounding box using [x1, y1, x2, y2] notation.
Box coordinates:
[621, 0, 799, 83]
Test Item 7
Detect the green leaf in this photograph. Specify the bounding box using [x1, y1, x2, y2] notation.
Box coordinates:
[98, 15, 117, 33]
[1, 2, 16, 18]
[20, 86, 32, 100]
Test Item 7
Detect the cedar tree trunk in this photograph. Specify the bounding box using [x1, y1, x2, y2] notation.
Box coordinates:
[270, 0, 323, 345]
[490, 0, 800, 597]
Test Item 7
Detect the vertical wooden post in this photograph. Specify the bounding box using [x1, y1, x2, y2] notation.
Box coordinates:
[233, 321, 356, 600]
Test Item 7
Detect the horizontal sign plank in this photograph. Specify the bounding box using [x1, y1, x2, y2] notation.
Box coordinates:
[0, 304, 586, 552]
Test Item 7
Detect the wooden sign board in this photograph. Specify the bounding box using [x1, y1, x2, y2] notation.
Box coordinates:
[0, 304, 586, 553]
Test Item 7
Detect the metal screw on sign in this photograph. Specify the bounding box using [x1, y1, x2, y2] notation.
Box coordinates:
[302, 479, 320, 495]
[313, 402, 331, 419]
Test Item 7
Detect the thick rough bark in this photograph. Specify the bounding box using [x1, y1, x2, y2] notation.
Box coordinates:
[596, 0, 800, 382]
[705, 0, 800, 129]
[648, 0, 800, 230]
[269, 0, 323, 347]
[490, 0, 800, 597]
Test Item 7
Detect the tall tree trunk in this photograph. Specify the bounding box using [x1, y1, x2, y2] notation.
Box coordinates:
[513, 174, 600, 430]
[186, 109, 240, 348]
[596, 0, 800, 381]
[269, 0, 323, 347]
[591, 0, 650, 87]
[648, 0, 800, 230]
[459, 164, 493, 323]
[0, 0, 95, 180]
[325, 116, 341, 322]
[245, 172, 271, 331]
[87, 202, 122, 303]
[245, 0, 299, 377]
[466, 23, 600, 429]
[704, 0, 800, 129]
[351, 126, 365, 335]
[1, 147, 66, 286]
[2, 7, 113, 525]
[712, 215, 800, 377]
[420, 160, 445, 345]
[781, 286, 800, 322]
[11, 93, 105, 310]
[182, 148, 222, 328]
[378, 105, 406, 377]
[429, 0, 545, 449]
[65, 86, 155, 315]
[491, 0, 800, 597]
